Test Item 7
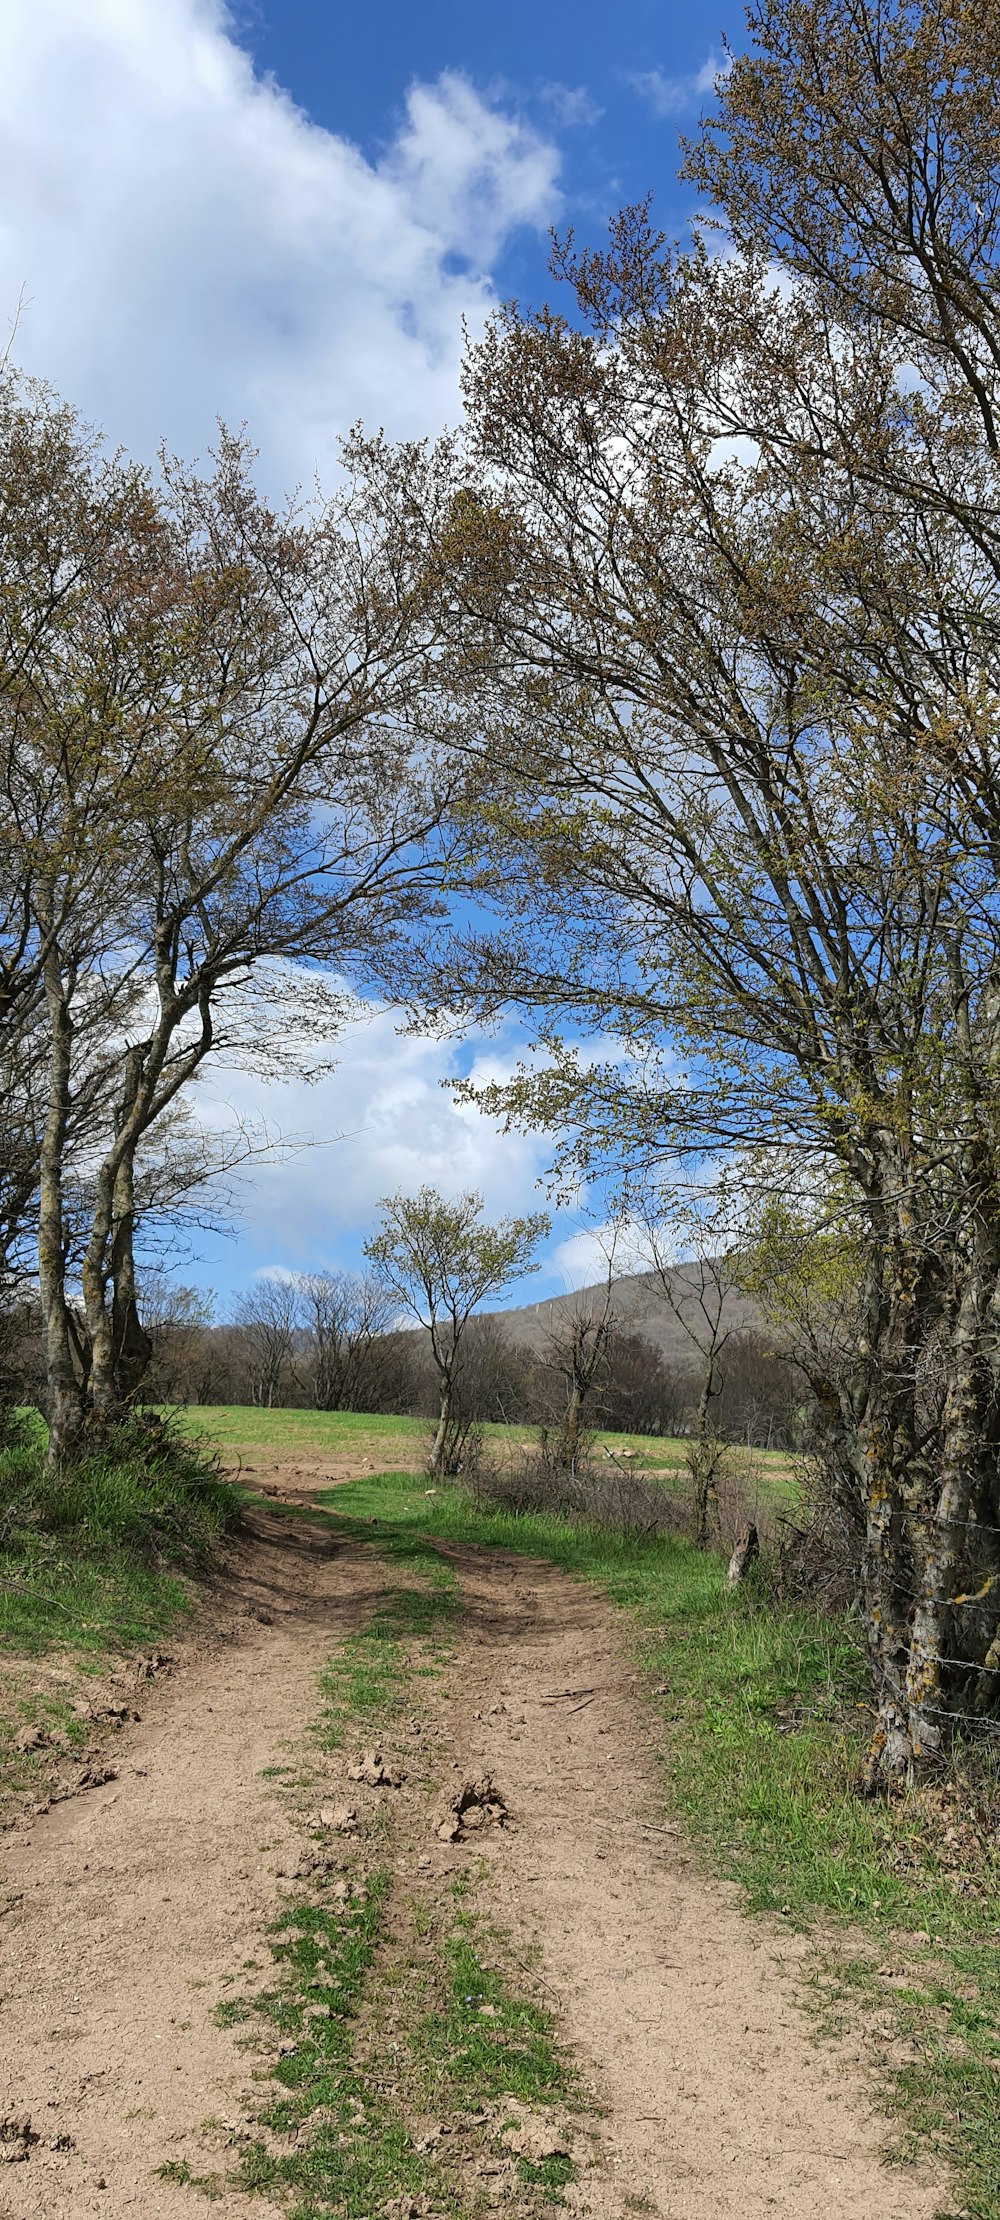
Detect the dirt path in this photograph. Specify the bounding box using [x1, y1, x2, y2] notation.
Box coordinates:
[0, 1512, 387, 2217]
[0, 1509, 948, 2219]
[434, 1546, 945, 2220]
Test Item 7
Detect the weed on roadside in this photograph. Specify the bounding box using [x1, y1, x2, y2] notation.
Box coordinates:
[0, 1414, 242, 1659]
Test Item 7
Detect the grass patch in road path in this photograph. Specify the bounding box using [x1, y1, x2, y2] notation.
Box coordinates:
[317, 1534, 458, 1749]
[312, 1467, 999, 2220]
[194, 1522, 578, 2220]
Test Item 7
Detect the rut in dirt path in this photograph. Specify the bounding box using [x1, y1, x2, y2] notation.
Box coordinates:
[0, 1511, 386, 2220]
[433, 1544, 948, 2220]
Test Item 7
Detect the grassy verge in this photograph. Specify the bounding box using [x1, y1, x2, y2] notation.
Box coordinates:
[184, 1534, 578, 2218]
[310, 1468, 998, 2220]
[0, 1410, 242, 1660]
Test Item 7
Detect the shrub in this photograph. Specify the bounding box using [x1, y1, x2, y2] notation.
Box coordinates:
[0, 1411, 241, 1568]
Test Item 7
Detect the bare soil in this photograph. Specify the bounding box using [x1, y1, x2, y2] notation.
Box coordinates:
[436, 1545, 945, 2220]
[0, 1501, 949, 2219]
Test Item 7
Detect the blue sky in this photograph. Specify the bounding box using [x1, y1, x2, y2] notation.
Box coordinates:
[233, 0, 743, 305]
[0, 0, 745, 1309]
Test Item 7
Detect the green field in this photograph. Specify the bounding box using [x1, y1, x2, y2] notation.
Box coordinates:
[180, 1402, 800, 1504]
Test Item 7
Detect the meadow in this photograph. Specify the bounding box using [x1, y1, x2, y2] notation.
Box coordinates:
[180, 1402, 800, 1501]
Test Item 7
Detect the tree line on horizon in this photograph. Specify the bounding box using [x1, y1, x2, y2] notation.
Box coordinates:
[4, 0, 1000, 1781]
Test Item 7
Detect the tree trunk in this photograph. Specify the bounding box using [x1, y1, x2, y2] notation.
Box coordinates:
[904, 1220, 998, 1768]
[690, 1366, 719, 1548]
[429, 1381, 453, 1475]
[727, 1524, 759, 1584]
[38, 948, 82, 1464]
[80, 1046, 147, 1426]
[109, 1151, 152, 1402]
[560, 1379, 583, 1471]
[856, 1410, 914, 1784]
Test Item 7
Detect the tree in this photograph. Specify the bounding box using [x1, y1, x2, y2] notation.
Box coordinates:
[541, 1262, 618, 1471]
[295, 1271, 394, 1411]
[426, 5, 1000, 1777]
[595, 1329, 690, 1440]
[365, 1187, 548, 1473]
[230, 1278, 300, 1411]
[633, 1184, 759, 1541]
[0, 382, 466, 1459]
[0, 375, 173, 1448]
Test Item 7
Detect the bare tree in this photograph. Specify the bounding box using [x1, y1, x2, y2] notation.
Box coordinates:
[639, 1201, 747, 1546]
[543, 1269, 618, 1471]
[295, 1271, 394, 1411]
[230, 1278, 300, 1411]
[0, 382, 467, 1458]
[430, 6, 1000, 1775]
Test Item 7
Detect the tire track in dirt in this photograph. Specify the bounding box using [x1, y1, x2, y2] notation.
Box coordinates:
[432, 1544, 948, 2220]
[0, 1511, 385, 2218]
[0, 1502, 951, 2220]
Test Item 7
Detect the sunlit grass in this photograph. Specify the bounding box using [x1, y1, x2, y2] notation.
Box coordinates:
[179, 1402, 799, 1504]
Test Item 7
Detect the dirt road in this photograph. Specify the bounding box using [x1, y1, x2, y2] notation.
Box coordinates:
[0, 1504, 947, 2218]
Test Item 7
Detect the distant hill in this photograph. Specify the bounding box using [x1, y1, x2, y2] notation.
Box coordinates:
[490, 1264, 764, 1369]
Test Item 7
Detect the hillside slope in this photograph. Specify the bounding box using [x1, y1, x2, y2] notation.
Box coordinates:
[492, 1264, 763, 1367]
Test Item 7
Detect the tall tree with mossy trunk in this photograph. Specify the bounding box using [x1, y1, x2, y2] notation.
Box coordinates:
[424, 1, 1000, 1781]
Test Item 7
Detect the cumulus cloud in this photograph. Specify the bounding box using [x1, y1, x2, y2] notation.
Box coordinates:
[192, 1002, 559, 1284]
[0, 0, 561, 487]
[0, 4, 592, 1297]
[626, 50, 730, 120]
[537, 83, 604, 129]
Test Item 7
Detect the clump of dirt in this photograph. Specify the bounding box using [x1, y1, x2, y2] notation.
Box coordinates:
[347, 1747, 406, 1787]
[0, 2114, 38, 2164]
[499, 2103, 573, 2164]
[316, 1799, 359, 1833]
[435, 1771, 509, 1842]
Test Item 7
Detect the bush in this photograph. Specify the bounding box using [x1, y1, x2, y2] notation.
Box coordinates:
[0, 1411, 241, 1569]
[467, 1437, 691, 1540]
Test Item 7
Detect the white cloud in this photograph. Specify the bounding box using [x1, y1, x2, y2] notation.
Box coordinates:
[548, 1218, 654, 1294]
[537, 83, 603, 129]
[192, 1001, 556, 1279]
[626, 50, 731, 120]
[0, 0, 561, 488]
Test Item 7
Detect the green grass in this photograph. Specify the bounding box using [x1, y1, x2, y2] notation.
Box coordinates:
[183, 1404, 432, 1452]
[305, 1466, 999, 2220]
[209, 1545, 576, 2219]
[181, 1401, 800, 1512]
[0, 1412, 243, 1660]
[228, 1874, 418, 2220]
[318, 1551, 457, 1748]
[422, 1925, 571, 2111]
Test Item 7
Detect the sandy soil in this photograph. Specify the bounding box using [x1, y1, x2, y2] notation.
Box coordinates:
[0, 1511, 388, 2217]
[0, 1503, 948, 2219]
[434, 1546, 945, 2220]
